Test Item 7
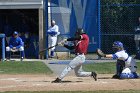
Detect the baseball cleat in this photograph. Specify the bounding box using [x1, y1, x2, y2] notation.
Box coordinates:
[21, 57, 24, 61]
[112, 74, 120, 79]
[6, 58, 10, 61]
[91, 72, 97, 81]
[51, 78, 61, 83]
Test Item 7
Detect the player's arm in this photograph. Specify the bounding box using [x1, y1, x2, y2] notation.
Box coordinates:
[67, 35, 82, 41]
[99, 53, 118, 59]
[105, 54, 113, 58]
[47, 27, 54, 35]
[47, 30, 55, 36]
[55, 25, 60, 35]
[96, 49, 116, 58]
[16, 38, 23, 49]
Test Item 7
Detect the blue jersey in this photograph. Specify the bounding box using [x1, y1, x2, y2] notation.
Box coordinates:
[47, 25, 60, 36]
[9, 37, 23, 49]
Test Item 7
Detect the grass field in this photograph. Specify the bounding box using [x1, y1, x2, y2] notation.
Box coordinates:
[1, 90, 140, 93]
[83, 62, 140, 74]
[0, 61, 140, 74]
[0, 61, 52, 74]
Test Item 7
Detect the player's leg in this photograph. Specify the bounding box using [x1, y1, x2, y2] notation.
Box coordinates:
[70, 54, 96, 79]
[50, 37, 57, 58]
[74, 65, 91, 77]
[48, 36, 52, 57]
[74, 65, 97, 81]
[52, 55, 84, 83]
[51, 63, 73, 83]
[112, 60, 125, 79]
[129, 58, 139, 78]
[120, 68, 139, 79]
[128, 58, 139, 78]
[6, 46, 11, 60]
[19, 46, 24, 60]
[120, 58, 139, 79]
[58, 55, 83, 79]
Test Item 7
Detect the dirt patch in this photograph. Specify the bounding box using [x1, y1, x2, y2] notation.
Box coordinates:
[0, 74, 140, 92]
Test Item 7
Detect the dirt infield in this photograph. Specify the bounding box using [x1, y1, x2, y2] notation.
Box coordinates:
[0, 74, 140, 92]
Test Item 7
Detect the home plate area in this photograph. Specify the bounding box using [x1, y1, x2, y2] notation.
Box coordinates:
[0, 74, 140, 92]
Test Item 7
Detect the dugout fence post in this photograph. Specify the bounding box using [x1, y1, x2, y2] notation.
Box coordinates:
[44, 0, 48, 59]
[0, 34, 5, 62]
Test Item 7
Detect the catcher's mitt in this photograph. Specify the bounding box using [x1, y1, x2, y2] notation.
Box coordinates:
[96, 48, 106, 57]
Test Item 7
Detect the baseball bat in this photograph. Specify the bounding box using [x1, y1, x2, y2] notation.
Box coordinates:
[39, 39, 67, 54]
[39, 44, 59, 54]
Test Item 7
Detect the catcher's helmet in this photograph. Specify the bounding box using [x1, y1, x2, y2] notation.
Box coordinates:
[76, 28, 85, 35]
[112, 41, 123, 49]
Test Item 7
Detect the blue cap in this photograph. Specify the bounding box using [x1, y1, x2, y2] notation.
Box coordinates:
[113, 41, 123, 48]
[13, 31, 18, 35]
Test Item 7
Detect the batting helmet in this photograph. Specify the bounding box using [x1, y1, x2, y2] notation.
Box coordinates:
[112, 41, 123, 49]
[76, 28, 85, 35]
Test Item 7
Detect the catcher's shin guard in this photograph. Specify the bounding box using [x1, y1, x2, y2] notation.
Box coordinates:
[116, 60, 125, 76]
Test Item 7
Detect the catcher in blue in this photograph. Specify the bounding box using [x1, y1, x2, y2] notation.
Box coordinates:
[97, 41, 139, 79]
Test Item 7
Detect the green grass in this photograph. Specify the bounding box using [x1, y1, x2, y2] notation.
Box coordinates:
[0, 61, 140, 75]
[0, 61, 52, 74]
[1, 90, 140, 93]
[83, 62, 140, 74]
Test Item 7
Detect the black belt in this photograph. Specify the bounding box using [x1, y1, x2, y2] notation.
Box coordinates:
[50, 35, 56, 37]
[76, 53, 84, 55]
[124, 56, 129, 61]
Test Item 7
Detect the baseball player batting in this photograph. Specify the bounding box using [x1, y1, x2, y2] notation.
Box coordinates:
[52, 28, 97, 83]
[96, 41, 139, 79]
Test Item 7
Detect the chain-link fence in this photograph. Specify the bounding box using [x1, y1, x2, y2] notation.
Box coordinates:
[49, 0, 140, 54]
[49, 0, 98, 52]
[100, 0, 140, 54]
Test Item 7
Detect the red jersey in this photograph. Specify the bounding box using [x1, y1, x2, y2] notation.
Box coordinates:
[75, 34, 89, 54]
